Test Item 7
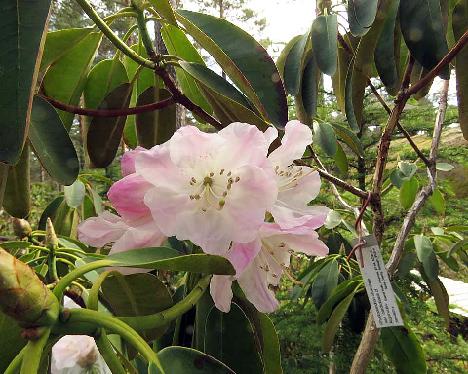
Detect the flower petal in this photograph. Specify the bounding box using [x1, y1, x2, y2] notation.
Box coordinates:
[111, 220, 166, 253]
[271, 203, 329, 230]
[121, 146, 147, 176]
[77, 212, 128, 248]
[210, 275, 234, 313]
[228, 239, 261, 274]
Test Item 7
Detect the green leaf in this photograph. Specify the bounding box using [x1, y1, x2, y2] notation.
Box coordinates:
[398, 161, 417, 178]
[0, 164, 7, 208]
[311, 259, 339, 310]
[399, 177, 419, 209]
[399, 0, 450, 78]
[429, 188, 446, 214]
[0, 312, 26, 373]
[42, 31, 102, 129]
[52, 202, 79, 238]
[436, 162, 454, 171]
[176, 10, 288, 128]
[375, 0, 401, 95]
[381, 326, 427, 374]
[205, 303, 263, 374]
[93, 247, 236, 275]
[283, 33, 309, 95]
[324, 210, 342, 229]
[64, 180, 86, 208]
[344, 58, 360, 132]
[257, 314, 282, 374]
[160, 24, 212, 116]
[297, 53, 320, 123]
[3, 145, 30, 218]
[331, 44, 350, 114]
[453, 0, 468, 139]
[149, 0, 177, 25]
[317, 280, 363, 324]
[87, 83, 133, 168]
[311, 15, 338, 75]
[426, 277, 450, 327]
[330, 122, 364, 156]
[102, 273, 173, 340]
[156, 347, 235, 373]
[38, 196, 64, 231]
[0, 0, 51, 164]
[322, 290, 357, 352]
[348, 0, 379, 36]
[333, 142, 349, 175]
[136, 87, 176, 148]
[313, 122, 337, 156]
[277, 35, 303, 79]
[410, 62, 434, 99]
[29, 96, 79, 185]
[414, 234, 439, 281]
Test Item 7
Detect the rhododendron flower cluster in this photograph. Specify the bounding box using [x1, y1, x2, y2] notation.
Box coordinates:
[78, 121, 329, 313]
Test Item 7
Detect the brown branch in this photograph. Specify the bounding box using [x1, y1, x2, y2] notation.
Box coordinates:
[407, 30, 468, 96]
[349, 79, 450, 374]
[40, 94, 175, 117]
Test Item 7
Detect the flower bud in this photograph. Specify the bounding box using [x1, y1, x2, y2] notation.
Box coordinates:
[12, 218, 32, 239]
[46, 217, 59, 249]
[0, 248, 59, 327]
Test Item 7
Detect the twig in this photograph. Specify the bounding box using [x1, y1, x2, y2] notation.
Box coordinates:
[41, 94, 175, 117]
[349, 79, 450, 374]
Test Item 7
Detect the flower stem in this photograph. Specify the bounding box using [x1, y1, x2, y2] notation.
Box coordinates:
[20, 328, 51, 374]
[95, 330, 127, 374]
[4, 348, 24, 374]
[119, 275, 211, 331]
[67, 308, 165, 372]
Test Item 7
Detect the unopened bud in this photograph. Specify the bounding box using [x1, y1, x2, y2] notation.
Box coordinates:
[0, 248, 59, 327]
[12, 218, 32, 239]
[46, 218, 59, 249]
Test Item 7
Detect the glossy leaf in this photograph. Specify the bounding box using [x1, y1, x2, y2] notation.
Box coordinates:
[0, 312, 26, 373]
[94, 247, 236, 275]
[344, 58, 360, 132]
[399, 177, 419, 209]
[64, 180, 86, 208]
[334, 142, 349, 175]
[322, 290, 357, 352]
[375, 0, 401, 95]
[161, 24, 212, 115]
[257, 314, 282, 374]
[313, 122, 337, 156]
[205, 303, 263, 374]
[102, 273, 173, 340]
[0, 0, 51, 164]
[330, 123, 364, 156]
[299, 53, 320, 123]
[177, 10, 288, 128]
[283, 33, 309, 95]
[3, 145, 30, 218]
[399, 0, 449, 78]
[136, 87, 176, 148]
[311, 259, 339, 310]
[53, 201, 79, 238]
[38, 196, 64, 230]
[348, 0, 379, 36]
[156, 347, 235, 373]
[381, 326, 427, 374]
[414, 234, 439, 281]
[277, 35, 303, 79]
[87, 83, 133, 168]
[29, 96, 79, 185]
[453, 0, 468, 139]
[311, 15, 338, 75]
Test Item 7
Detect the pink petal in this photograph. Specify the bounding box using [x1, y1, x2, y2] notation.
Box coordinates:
[277, 169, 322, 208]
[107, 174, 152, 221]
[121, 147, 146, 176]
[271, 203, 329, 230]
[210, 275, 234, 313]
[268, 120, 312, 167]
[111, 220, 166, 253]
[77, 212, 128, 248]
[228, 239, 262, 274]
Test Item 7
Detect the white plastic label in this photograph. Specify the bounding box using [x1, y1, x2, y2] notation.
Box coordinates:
[354, 235, 404, 328]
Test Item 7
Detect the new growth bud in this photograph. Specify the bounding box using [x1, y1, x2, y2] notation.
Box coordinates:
[12, 218, 32, 239]
[46, 217, 59, 249]
[0, 248, 59, 327]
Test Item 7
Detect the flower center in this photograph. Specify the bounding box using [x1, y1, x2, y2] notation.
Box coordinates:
[274, 165, 311, 191]
[188, 169, 240, 212]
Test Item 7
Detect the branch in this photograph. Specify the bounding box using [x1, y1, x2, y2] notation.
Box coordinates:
[41, 94, 175, 117]
[407, 30, 468, 96]
[349, 79, 449, 374]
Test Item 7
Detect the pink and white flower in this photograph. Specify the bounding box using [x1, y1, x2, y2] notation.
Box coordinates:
[134, 123, 278, 254]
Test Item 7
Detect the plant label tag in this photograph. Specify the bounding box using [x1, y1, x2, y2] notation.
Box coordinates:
[354, 235, 404, 328]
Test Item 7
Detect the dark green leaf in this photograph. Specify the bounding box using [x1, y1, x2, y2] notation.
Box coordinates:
[52, 201, 79, 238]
[397, 252, 417, 278]
[42, 31, 102, 129]
[205, 303, 263, 374]
[3, 145, 30, 218]
[348, 0, 379, 36]
[257, 314, 282, 374]
[375, 0, 401, 95]
[156, 347, 235, 373]
[311, 259, 339, 309]
[399, 177, 419, 209]
[284, 33, 309, 95]
[399, 0, 449, 78]
[102, 273, 173, 340]
[298, 53, 320, 123]
[330, 123, 364, 156]
[344, 58, 360, 132]
[277, 35, 303, 79]
[87, 83, 133, 168]
[38, 196, 64, 231]
[311, 15, 338, 75]
[333, 142, 349, 175]
[0, 0, 51, 164]
[64, 180, 86, 208]
[453, 0, 468, 139]
[381, 325, 427, 374]
[313, 122, 337, 156]
[136, 87, 176, 148]
[414, 234, 439, 281]
[0, 312, 26, 372]
[426, 277, 450, 327]
[177, 10, 288, 128]
[29, 96, 79, 185]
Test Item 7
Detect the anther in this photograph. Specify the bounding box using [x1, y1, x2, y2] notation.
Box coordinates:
[235, 176, 240, 182]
